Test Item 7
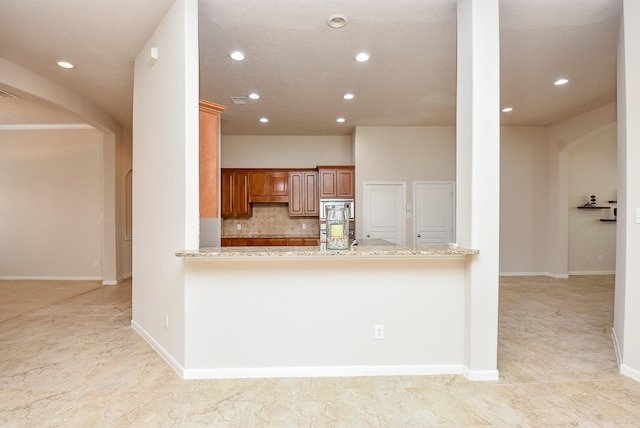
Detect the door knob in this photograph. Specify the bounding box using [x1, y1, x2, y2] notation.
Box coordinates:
[417, 234, 421, 238]
[366, 234, 370, 238]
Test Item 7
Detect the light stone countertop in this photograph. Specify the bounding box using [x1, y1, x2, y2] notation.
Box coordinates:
[176, 243, 478, 259]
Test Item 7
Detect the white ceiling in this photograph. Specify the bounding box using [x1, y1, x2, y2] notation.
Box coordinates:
[0, 0, 622, 135]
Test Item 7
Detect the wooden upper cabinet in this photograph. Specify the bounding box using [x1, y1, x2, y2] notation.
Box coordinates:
[318, 166, 355, 199]
[221, 169, 251, 217]
[289, 170, 318, 216]
[249, 170, 289, 203]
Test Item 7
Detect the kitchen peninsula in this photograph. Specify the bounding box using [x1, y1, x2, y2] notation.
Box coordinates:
[170, 243, 480, 380]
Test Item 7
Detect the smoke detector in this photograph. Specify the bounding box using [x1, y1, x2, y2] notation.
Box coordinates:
[327, 14, 348, 29]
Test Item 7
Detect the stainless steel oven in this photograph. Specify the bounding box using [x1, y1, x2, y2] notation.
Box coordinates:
[319, 199, 354, 243]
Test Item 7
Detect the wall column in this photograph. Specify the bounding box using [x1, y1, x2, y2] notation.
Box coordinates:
[199, 100, 226, 247]
[456, 0, 501, 380]
[615, 0, 640, 381]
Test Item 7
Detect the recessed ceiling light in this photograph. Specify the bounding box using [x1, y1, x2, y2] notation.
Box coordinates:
[57, 60, 74, 69]
[554, 78, 569, 86]
[248, 93, 260, 100]
[502, 107, 513, 113]
[326, 14, 348, 29]
[354, 52, 370, 62]
[336, 117, 346, 123]
[343, 93, 355, 100]
[259, 117, 269, 123]
[229, 50, 245, 61]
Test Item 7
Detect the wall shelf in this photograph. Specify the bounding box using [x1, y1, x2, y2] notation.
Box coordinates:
[600, 218, 616, 222]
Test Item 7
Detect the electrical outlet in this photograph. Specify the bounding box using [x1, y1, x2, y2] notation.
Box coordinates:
[374, 324, 384, 340]
[598, 255, 603, 262]
[236, 224, 242, 230]
[302, 223, 307, 229]
[164, 314, 169, 329]
[93, 259, 100, 267]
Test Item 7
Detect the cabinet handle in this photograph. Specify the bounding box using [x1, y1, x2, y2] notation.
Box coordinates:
[417, 234, 421, 238]
[366, 234, 370, 238]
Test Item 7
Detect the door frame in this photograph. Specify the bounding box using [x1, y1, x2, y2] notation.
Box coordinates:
[362, 181, 406, 245]
[413, 181, 456, 246]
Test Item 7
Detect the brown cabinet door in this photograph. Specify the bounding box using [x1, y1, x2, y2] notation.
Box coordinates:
[221, 170, 251, 217]
[303, 171, 319, 215]
[318, 166, 354, 199]
[289, 171, 318, 216]
[249, 171, 289, 203]
[335, 169, 354, 198]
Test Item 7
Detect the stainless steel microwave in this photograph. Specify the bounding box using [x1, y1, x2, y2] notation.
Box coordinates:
[319, 199, 354, 220]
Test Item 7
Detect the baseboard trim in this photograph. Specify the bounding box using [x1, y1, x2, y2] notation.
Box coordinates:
[611, 327, 622, 368]
[131, 320, 185, 378]
[499, 272, 568, 279]
[620, 364, 640, 382]
[463, 366, 500, 381]
[0, 275, 103, 281]
[567, 270, 616, 276]
[103, 272, 132, 286]
[183, 364, 465, 380]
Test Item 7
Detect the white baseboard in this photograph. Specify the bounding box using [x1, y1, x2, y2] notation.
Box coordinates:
[0, 275, 103, 281]
[130, 320, 185, 377]
[611, 327, 621, 368]
[621, 364, 640, 382]
[499, 272, 568, 279]
[567, 270, 615, 276]
[103, 272, 132, 286]
[183, 364, 465, 380]
[463, 366, 500, 381]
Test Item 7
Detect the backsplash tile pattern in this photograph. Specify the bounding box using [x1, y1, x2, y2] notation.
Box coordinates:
[222, 203, 319, 237]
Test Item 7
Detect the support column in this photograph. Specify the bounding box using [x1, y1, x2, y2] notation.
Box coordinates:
[199, 100, 226, 247]
[456, 0, 501, 380]
[615, 0, 640, 381]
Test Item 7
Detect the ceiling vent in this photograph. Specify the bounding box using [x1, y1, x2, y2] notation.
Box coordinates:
[230, 97, 247, 105]
[0, 89, 17, 99]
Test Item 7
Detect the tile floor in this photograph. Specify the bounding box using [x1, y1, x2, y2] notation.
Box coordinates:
[2, 275, 640, 426]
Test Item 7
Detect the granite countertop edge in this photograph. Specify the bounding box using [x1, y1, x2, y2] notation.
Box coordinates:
[176, 244, 479, 259]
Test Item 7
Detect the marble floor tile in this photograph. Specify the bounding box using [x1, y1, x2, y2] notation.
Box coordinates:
[2, 275, 640, 426]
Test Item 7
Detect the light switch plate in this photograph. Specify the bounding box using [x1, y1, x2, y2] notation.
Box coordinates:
[636, 208, 640, 224]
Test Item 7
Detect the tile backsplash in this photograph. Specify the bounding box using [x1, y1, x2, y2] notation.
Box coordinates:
[222, 203, 319, 237]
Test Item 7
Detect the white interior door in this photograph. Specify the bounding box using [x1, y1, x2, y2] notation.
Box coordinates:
[363, 182, 405, 245]
[414, 182, 455, 246]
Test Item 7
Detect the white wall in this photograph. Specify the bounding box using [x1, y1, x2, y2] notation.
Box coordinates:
[0, 129, 103, 279]
[183, 257, 466, 378]
[131, 0, 199, 367]
[353, 126, 456, 243]
[568, 126, 617, 274]
[221, 135, 352, 168]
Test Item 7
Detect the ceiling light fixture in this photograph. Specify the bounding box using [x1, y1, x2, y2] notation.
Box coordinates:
[248, 93, 260, 100]
[354, 52, 370, 62]
[259, 117, 269, 123]
[554, 78, 569, 86]
[336, 117, 346, 123]
[229, 50, 245, 61]
[326, 14, 348, 29]
[502, 107, 513, 113]
[343, 93, 355, 100]
[57, 60, 74, 69]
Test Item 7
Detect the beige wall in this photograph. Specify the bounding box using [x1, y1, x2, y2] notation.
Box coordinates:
[354, 126, 457, 243]
[0, 129, 103, 279]
[221, 135, 352, 168]
[500, 127, 550, 274]
[568, 126, 617, 273]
